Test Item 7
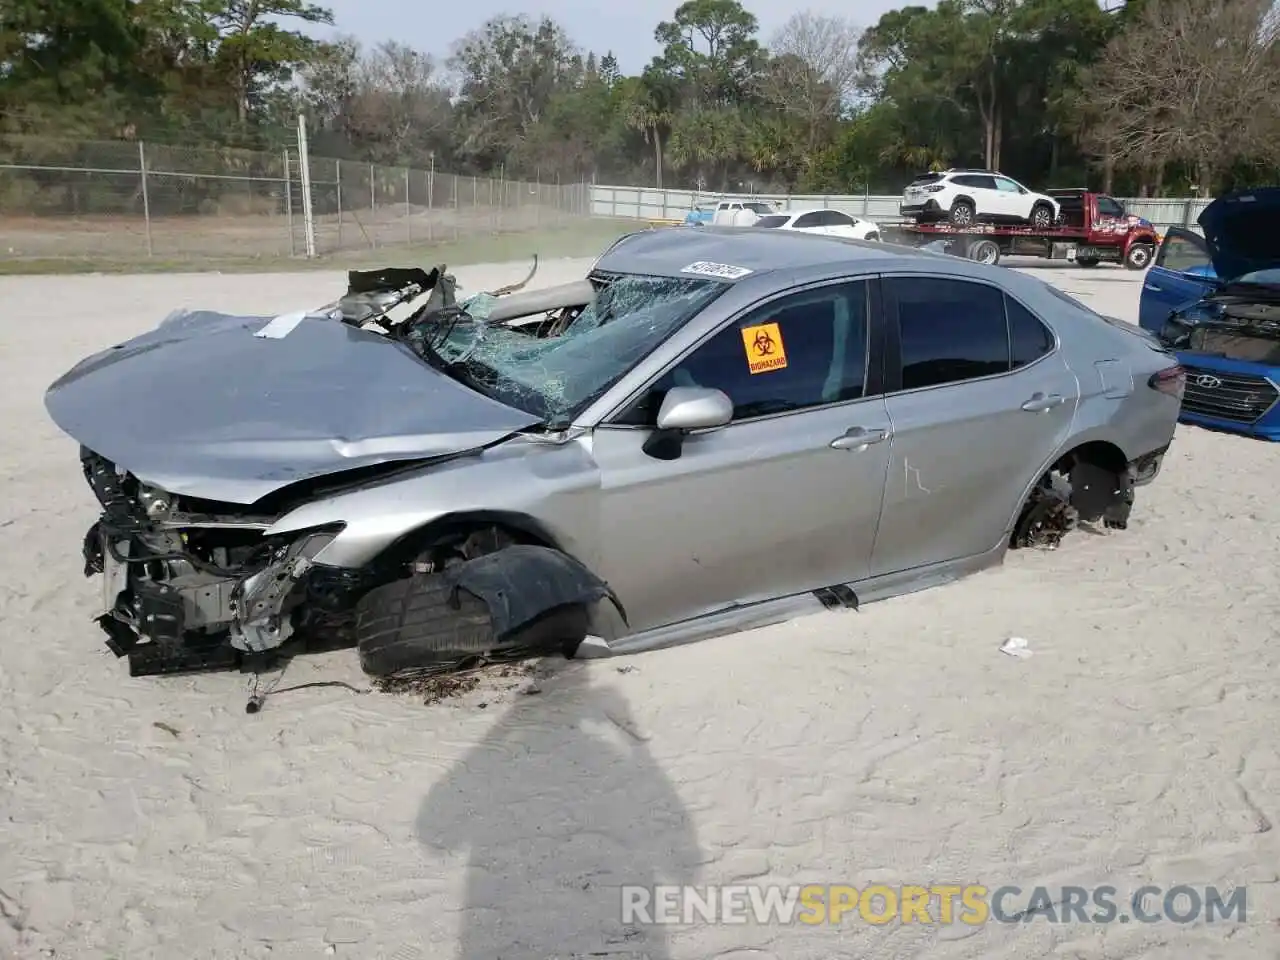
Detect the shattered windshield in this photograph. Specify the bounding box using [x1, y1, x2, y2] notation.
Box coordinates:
[425, 273, 729, 427]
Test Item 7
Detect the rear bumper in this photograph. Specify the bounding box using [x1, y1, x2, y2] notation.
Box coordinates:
[901, 200, 944, 219]
[1130, 442, 1171, 487]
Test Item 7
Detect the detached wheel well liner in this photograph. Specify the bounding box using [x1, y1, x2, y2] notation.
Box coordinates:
[352, 513, 620, 678]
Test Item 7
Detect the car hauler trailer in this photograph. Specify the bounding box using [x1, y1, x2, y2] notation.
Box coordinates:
[888, 190, 1160, 269]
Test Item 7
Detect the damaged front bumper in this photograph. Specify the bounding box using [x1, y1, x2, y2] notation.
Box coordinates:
[80, 450, 354, 675]
[87, 518, 345, 675]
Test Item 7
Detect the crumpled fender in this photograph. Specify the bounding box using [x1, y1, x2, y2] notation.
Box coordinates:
[441, 545, 627, 640]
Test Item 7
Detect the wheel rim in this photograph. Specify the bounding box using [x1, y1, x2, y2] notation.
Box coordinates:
[1033, 208, 1051, 228]
[953, 205, 972, 225]
[1130, 246, 1150, 267]
[974, 242, 997, 264]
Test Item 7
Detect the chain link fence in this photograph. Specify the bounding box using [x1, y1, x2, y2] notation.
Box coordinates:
[0, 134, 593, 261]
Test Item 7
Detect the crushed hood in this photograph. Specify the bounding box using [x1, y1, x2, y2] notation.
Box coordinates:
[44, 309, 543, 505]
[1197, 187, 1280, 282]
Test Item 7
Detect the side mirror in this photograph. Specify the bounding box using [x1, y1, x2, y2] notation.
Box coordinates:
[657, 386, 733, 430]
[643, 386, 733, 460]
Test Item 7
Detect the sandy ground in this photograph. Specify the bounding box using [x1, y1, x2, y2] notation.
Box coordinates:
[1, 254, 1278, 960]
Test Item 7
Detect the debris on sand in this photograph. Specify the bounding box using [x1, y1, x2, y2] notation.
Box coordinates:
[1000, 636, 1033, 659]
[372, 658, 541, 705]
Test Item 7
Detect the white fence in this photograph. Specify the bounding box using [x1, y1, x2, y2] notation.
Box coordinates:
[590, 184, 1213, 232]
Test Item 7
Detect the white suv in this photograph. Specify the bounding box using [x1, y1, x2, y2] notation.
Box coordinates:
[900, 170, 1060, 229]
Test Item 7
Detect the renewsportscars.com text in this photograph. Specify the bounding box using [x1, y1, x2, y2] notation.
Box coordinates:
[621, 883, 1247, 926]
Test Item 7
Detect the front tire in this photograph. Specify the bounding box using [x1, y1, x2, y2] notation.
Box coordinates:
[354, 574, 590, 677]
[1125, 243, 1154, 270]
[1030, 204, 1054, 230]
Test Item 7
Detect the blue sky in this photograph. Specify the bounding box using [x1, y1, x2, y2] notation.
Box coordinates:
[313, 0, 935, 74]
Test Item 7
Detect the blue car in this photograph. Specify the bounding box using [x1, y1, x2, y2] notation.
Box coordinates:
[683, 203, 716, 225]
[1137, 188, 1280, 440]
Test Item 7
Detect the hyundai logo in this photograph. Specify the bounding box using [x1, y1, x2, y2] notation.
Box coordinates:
[1194, 374, 1223, 389]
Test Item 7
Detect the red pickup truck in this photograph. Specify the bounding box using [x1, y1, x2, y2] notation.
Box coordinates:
[891, 190, 1160, 269]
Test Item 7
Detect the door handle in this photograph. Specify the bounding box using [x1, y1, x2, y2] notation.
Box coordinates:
[1144, 282, 1162, 292]
[830, 426, 889, 449]
[1021, 392, 1065, 413]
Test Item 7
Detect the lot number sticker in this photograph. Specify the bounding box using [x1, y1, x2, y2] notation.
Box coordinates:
[681, 261, 754, 280]
[741, 322, 788, 374]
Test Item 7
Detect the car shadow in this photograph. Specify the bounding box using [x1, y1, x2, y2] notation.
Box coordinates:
[414, 659, 700, 959]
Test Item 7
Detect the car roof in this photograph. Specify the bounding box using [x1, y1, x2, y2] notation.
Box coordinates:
[593, 225, 926, 280]
[781, 207, 854, 217]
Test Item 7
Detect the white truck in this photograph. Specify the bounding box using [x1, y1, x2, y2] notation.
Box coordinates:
[683, 198, 779, 227]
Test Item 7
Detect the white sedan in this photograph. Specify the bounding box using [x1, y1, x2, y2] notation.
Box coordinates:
[752, 207, 881, 241]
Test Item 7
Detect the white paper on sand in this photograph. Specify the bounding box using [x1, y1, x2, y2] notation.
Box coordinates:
[1000, 636, 1033, 659]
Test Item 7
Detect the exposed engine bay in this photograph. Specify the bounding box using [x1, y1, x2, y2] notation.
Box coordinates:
[335, 255, 595, 348]
[1158, 285, 1280, 363]
[76, 258, 609, 677]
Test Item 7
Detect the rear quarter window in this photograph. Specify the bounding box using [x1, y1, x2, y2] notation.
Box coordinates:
[1006, 296, 1056, 368]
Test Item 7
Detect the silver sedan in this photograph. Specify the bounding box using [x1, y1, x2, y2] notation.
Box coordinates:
[45, 227, 1184, 678]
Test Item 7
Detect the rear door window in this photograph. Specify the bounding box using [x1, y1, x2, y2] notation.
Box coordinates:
[885, 276, 1010, 390]
[792, 212, 826, 229]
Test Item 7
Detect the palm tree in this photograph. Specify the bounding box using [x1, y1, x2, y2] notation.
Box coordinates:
[620, 79, 671, 188]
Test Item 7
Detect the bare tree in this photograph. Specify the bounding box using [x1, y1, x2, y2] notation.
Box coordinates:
[765, 11, 862, 151]
[349, 41, 451, 161]
[1084, 0, 1280, 192]
[299, 38, 452, 163]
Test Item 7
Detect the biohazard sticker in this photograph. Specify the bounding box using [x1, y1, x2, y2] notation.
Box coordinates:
[741, 322, 787, 374]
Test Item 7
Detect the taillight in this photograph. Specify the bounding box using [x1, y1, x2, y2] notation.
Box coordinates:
[1148, 364, 1185, 398]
